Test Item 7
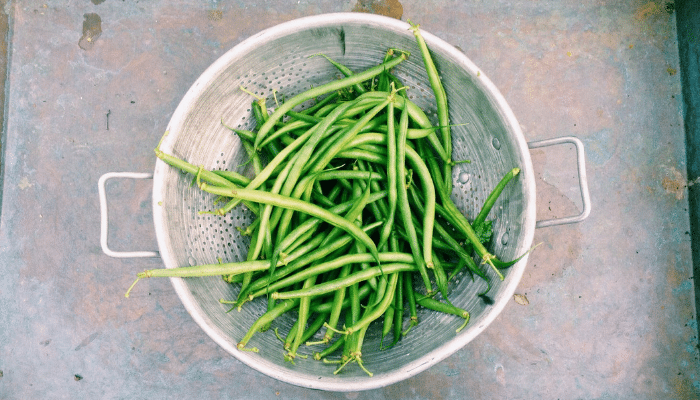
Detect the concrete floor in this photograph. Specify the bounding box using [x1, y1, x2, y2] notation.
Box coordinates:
[0, 1, 698, 399]
[0, 0, 8, 211]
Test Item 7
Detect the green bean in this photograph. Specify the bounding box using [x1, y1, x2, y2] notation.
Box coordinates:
[197, 184, 381, 265]
[348, 280, 361, 333]
[280, 222, 320, 259]
[355, 143, 387, 155]
[374, 126, 436, 140]
[311, 53, 368, 95]
[402, 272, 418, 335]
[286, 275, 316, 362]
[248, 95, 378, 202]
[404, 146, 437, 272]
[310, 282, 372, 314]
[153, 146, 260, 215]
[447, 258, 468, 282]
[358, 91, 448, 163]
[343, 132, 385, 149]
[223, 126, 256, 142]
[376, 49, 395, 92]
[310, 182, 340, 207]
[273, 190, 356, 255]
[253, 53, 408, 150]
[300, 91, 340, 115]
[296, 96, 391, 126]
[213, 126, 318, 215]
[237, 220, 384, 306]
[416, 297, 470, 333]
[242, 139, 264, 178]
[409, 22, 452, 195]
[314, 335, 345, 360]
[318, 264, 351, 344]
[278, 190, 384, 259]
[406, 184, 488, 282]
[250, 150, 299, 263]
[251, 99, 268, 127]
[395, 103, 433, 294]
[390, 270, 404, 348]
[352, 323, 373, 377]
[237, 298, 299, 352]
[241, 221, 262, 295]
[349, 173, 378, 292]
[337, 276, 363, 372]
[271, 263, 416, 300]
[305, 99, 391, 175]
[239, 242, 324, 306]
[299, 312, 329, 346]
[378, 98, 398, 252]
[473, 167, 520, 228]
[380, 291, 395, 349]
[270, 101, 369, 266]
[284, 110, 326, 124]
[431, 249, 451, 305]
[355, 91, 433, 128]
[212, 169, 251, 186]
[274, 100, 373, 246]
[258, 119, 313, 150]
[250, 252, 413, 300]
[336, 148, 386, 164]
[283, 318, 300, 351]
[442, 199, 508, 277]
[313, 169, 385, 183]
[362, 162, 390, 218]
[417, 137, 517, 275]
[343, 272, 399, 335]
[125, 260, 270, 297]
[310, 102, 341, 118]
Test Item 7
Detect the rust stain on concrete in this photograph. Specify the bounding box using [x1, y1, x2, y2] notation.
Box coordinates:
[208, 9, 223, 22]
[79, 13, 102, 50]
[634, 1, 662, 20]
[660, 165, 686, 200]
[352, 0, 403, 20]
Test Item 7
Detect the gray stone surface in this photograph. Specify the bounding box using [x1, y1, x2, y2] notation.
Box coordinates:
[0, 1, 696, 398]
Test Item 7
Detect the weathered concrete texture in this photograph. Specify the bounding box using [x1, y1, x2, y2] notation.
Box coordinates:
[0, 1, 697, 399]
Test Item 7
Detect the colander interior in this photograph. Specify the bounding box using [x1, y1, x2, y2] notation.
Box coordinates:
[152, 13, 536, 391]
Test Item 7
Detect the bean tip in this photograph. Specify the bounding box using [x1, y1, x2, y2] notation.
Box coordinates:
[125, 277, 141, 298]
[237, 343, 259, 353]
[455, 315, 470, 333]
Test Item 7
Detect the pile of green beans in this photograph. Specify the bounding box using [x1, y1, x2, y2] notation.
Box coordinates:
[127, 24, 523, 376]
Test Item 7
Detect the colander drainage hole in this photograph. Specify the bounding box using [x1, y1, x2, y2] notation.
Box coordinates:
[501, 232, 509, 246]
[491, 137, 501, 150]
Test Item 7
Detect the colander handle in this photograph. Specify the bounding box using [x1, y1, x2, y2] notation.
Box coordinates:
[98, 172, 159, 258]
[527, 136, 591, 228]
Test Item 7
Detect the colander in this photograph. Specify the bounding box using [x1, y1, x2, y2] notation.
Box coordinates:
[98, 12, 591, 391]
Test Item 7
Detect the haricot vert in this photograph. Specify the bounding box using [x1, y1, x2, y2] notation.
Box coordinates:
[126, 24, 530, 376]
